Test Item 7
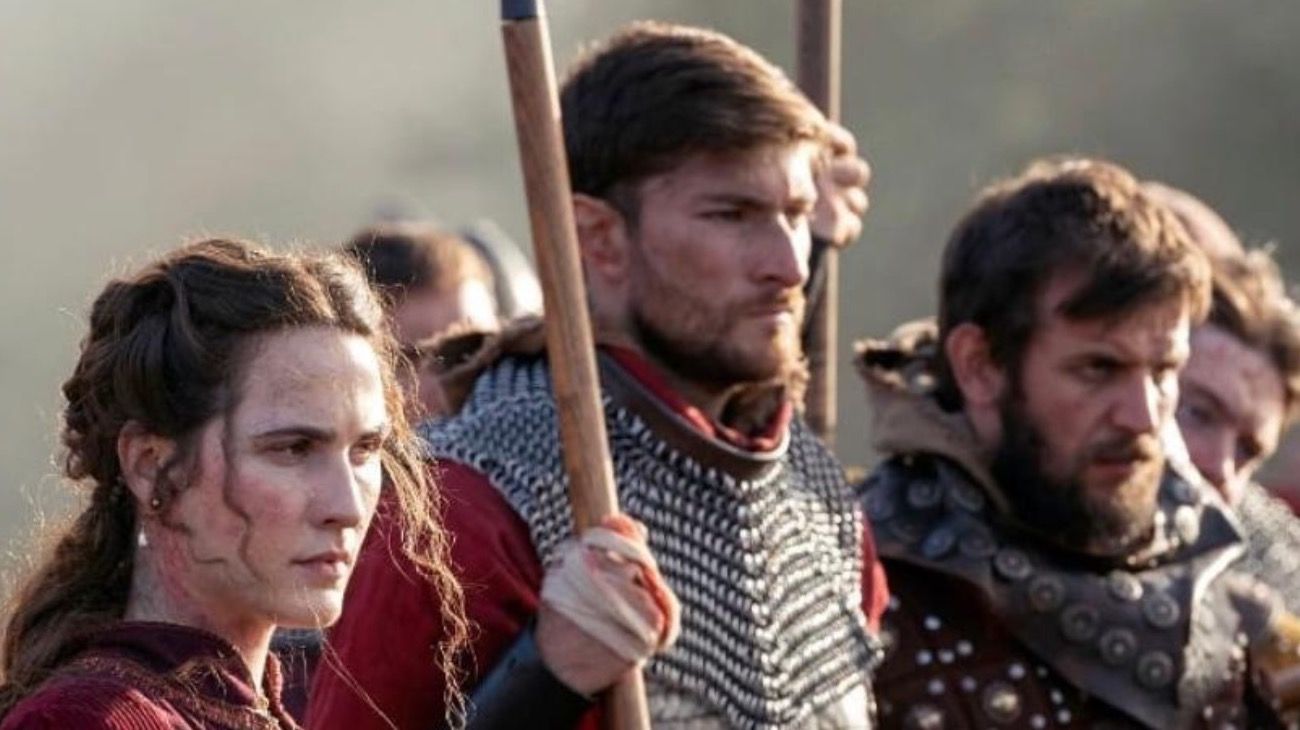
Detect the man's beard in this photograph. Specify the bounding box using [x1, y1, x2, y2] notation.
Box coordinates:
[627, 269, 803, 391]
[989, 392, 1163, 557]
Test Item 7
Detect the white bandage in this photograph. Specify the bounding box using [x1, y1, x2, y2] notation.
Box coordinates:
[540, 526, 680, 665]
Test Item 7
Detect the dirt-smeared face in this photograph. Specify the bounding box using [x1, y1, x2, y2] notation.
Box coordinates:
[622, 142, 818, 389]
[153, 326, 387, 632]
[992, 275, 1190, 555]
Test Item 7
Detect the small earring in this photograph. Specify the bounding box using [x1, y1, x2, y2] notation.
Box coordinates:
[149, 496, 162, 511]
[137, 531, 149, 548]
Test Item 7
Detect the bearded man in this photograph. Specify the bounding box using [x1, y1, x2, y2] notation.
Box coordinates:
[855, 158, 1293, 728]
[308, 21, 885, 730]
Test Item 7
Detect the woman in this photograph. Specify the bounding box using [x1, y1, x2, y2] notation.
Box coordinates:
[0, 239, 467, 728]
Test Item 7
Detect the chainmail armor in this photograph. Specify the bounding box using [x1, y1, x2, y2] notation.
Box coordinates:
[1233, 481, 1300, 615]
[421, 354, 879, 729]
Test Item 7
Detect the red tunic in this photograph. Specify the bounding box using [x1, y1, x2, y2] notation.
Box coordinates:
[308, 351, 889, 729]
[1, 621, 297, 729]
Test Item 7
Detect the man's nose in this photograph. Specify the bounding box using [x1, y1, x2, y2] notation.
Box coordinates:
[757, 222, 808, 289]
[1112, 375, 1163, 436]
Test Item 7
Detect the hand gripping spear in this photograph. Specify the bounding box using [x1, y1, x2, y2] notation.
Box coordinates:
[797, 0, 842, 448]
[499, 1, 651, 728]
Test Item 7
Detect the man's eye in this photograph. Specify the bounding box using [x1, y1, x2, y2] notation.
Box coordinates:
[271, 439, 313, 458]
[703, 209, 745, 222]
[1177, 400, 1218, 427]
[1078, 359, 1118, 382]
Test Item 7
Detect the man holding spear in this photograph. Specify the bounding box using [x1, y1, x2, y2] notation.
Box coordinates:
[309, 19, 882, 730]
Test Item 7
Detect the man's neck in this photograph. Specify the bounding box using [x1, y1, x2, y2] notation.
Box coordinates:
[601, 337, 740, 423]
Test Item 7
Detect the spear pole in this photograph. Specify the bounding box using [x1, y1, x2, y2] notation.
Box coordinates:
[797, 0, 842, 447]
[499, 1, 649, 727]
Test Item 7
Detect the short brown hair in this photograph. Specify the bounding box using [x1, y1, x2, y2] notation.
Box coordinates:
[1207, 250, 1300, 423]
[560, 21, 825, 219]
[344, 222, 490, 307]
[936, 157, 1212, 406]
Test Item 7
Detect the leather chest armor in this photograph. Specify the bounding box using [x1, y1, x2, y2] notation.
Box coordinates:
[861, 454, 1274, 729]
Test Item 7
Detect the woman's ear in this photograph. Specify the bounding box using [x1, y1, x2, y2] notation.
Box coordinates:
[116, 421, 178, 508]
[944, 323, 1006, 408]
[573, 193, 631, 285]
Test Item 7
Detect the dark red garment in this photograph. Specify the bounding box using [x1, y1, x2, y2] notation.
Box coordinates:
[307, 350, 889, 730]
[1, 621, 297, 730]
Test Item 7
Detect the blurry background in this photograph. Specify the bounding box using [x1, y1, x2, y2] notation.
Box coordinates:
[2, 1, 1298, 563]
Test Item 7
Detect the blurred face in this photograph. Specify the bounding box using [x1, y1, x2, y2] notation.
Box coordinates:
[392, 280, 496, 422]
[624, 142, 817, 389]
[992, 276, 1190, 555]
[157, 327, 387, 632]
[391, 278, 497, 346]
[1177, 324, 1285, 505]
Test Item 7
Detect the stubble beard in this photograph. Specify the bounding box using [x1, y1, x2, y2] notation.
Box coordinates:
[627, 268, 804, 392]
[990, 392, 1162, 557]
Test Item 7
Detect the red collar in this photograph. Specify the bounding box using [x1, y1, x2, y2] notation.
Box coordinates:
[601, 345, 790, 452]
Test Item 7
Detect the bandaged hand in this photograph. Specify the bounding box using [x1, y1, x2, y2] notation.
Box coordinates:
[536, 514, 681, 695]
[811, 121, 871, 248]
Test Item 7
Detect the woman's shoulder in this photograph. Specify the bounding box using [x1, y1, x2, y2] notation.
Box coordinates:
[1, 674, 179, 729]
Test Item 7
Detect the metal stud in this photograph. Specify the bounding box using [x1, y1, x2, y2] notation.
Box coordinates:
[1030, 715, 1047, 729]
[907, 481, 943, 510]
[981, 681, 1022, 724]
[921, 528, 956, 559]
[1136, 650, 1176, 689]
[880, 626, 897, 660]
[903, 704, 945, 730]
[916, 650, 934, 666]
[924, 615, 942, 631]
[993, 548, 1033, 582]
[1056, 708, 1072, 723]
[1060, 604, 1101, 643]
[1027, 574, 1066, 613]
[1142, 592, 1181, 629]
[1173, 504, 1201, 544]
[956, 640, 973, 657]
[960, 676, 978, 693]
[1105, 571, 1144, 602]
[927, 678, 945, 696]
[1098, 627, 1138, 666]
[938, 649, 955, 664]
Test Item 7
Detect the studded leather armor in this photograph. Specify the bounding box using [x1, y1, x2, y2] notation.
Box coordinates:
[861, 455, 1279, 729]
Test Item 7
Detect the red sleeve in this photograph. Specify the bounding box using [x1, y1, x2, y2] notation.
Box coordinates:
[859, 520, 890, 633]
[307, 461, 600, 730]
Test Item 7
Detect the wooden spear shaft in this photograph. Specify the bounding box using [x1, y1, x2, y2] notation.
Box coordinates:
[499, 1, 649, 727]
[797, 0, 842, 448]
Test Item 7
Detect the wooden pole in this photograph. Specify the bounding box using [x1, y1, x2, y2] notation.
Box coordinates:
[796, 0, 842, 448]
[499, 1, 649, 727]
